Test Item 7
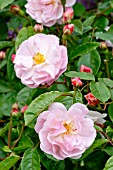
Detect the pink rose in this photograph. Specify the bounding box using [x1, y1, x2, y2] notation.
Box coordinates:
[71, 77, 83, 87]
[25, 0, 76, 27]
[35, 102, 96, 160]
[14, 34, 68, 88]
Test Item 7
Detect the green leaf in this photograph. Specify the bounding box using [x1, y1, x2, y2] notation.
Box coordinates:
[108, 104, 113, 122]
[24, 91, 62, 126]
[103, 156, 113, 170]
[15, 26, 35, 50]
[73, 3, 86, 17]
[90, 81, 111, 102]
[2, 146, 12, 153]
[12, 136, 34, 152]
[75, 91, 83, 103]
[0, 41, 13, 50]
[70, 42, 99, 60]
[98, 78, 113, 88]
[103, 147, 113, 156]
[73, 19, 83, 35]
[93, 16, 109, 30]
[21, 148, 41, 170]
[95, 32, 113, 41]
[78, 50, 101, 75]
[80, 139, 108, 160]
[0, 17, 8, 40]
[0, 0, 14, 9]
[7, 47, 16, 81]
[0, 123, 10, 137]
[106, 126, 113, 133]
[65, 71, 95, 80]
[16, 87, 37, 108]
[0, 155, 20, 170]
[0, 80, 12, 93]
[83, 15, 96, 27]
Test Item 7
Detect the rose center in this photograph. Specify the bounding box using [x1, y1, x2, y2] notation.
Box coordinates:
[33, 52, 45, 65]
[63, 122, 78, 135]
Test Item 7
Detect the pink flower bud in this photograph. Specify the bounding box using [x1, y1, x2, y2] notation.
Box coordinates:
[11, 107, 19, 116]
[10, 5, 20, 14]
[0, 51, 5, 60]
[34, 24, 44, 33]
[12, 103, 18, 109]
[63, 7, 74, 24]
[71, 77, 83, 87]
[80, 65, 92, 73]
[84, 92, 100, 106]
[100, 42, 108, 50]
[11, 54, 16, 63]
[21, 105, 28, 114]
[63, 24, 74, 35]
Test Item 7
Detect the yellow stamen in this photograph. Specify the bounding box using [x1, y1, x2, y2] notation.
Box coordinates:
[33, 52, 45, 65]
[62, 121, 78, 136]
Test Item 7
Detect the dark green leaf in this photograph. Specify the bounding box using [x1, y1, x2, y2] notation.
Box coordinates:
[73, 3, 86, 17]
[0, 123, 10, 137]
[108, 104, 113, 122]
[83, 16, 96, 27]
[90, 81, 111, 102]
[0, 41, 13, 50]
[78, 50, 101, 75]
[65, 71, 95, 80]
[21, 148, 40, 170]
[0, 80, 12, 93]
[103, 147, 113, 156]
[70, 42, 99, 60]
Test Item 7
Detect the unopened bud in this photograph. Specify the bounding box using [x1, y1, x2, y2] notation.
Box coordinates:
[0, 51, 5, 60]
[34, 24, 44, 33]
[12, 103, 18, 109]
[100, 42, 108, 50]
[21, 105, 28, 114]
[84, 92, 100, 106]
[63, 8, 74, 24]
[11, 108, 19, 117]
[11, 54, 16, 63]
[71, 77, 83, 87]
[10, 5, 20, 14]
[63, 24, 74, 35]
[80, 65, 92, 73]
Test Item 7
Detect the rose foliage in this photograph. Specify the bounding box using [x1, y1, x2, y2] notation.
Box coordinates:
[0, 0, 113, 170]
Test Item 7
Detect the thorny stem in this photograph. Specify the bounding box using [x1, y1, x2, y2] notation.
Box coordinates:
[8, 112, 13, 149]
[11, 123, 24, 149]
[97, 130, 113, 146]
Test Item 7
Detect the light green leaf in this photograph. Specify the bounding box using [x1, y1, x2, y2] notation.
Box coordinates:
[0, 41, 13, 50]
[24, 91, 62, 126]
[0, 155, 20, 170]
[98, 78, 113, 88]
[0, 0, 14, 9]
[90, 81, 111, 102]
[21, 148, 40, 170]
[73, 19, 83, 35]
[108, 104, 113, 122]
[15, 26, 35, 50]
[80, 139, 108, 160]
[70, 42, 99, 60]
[65, 71, 95, 81]
[103, 156, 113, 170]
[78, 50, 101, 75]
[0, 123, 10, 137]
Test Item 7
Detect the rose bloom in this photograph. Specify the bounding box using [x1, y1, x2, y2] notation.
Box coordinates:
[14, 34, 68, 88]
[35, 102, 96, 160]
[80, 65, 92, 73]
[84, 92, 100, 106]
[25, 0, 76, 27]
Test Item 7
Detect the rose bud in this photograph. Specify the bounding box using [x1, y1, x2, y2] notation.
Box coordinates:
[11, 108, 19, 117]
[0, 51, 5, 60]
[34, 24, 44, 33]
[11, 54, 16, 63]
[84, 92, 100, 106]
[71, 77, 83, 87]
[12, 103, 18, 109]
[63, 7, 74, 23]
[63, 24, 74, 35]
[10, 5, 20, 14]
[21, 105, 28, 114]
[100, 42, 108, 50]
[80, 65, 92, 73]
